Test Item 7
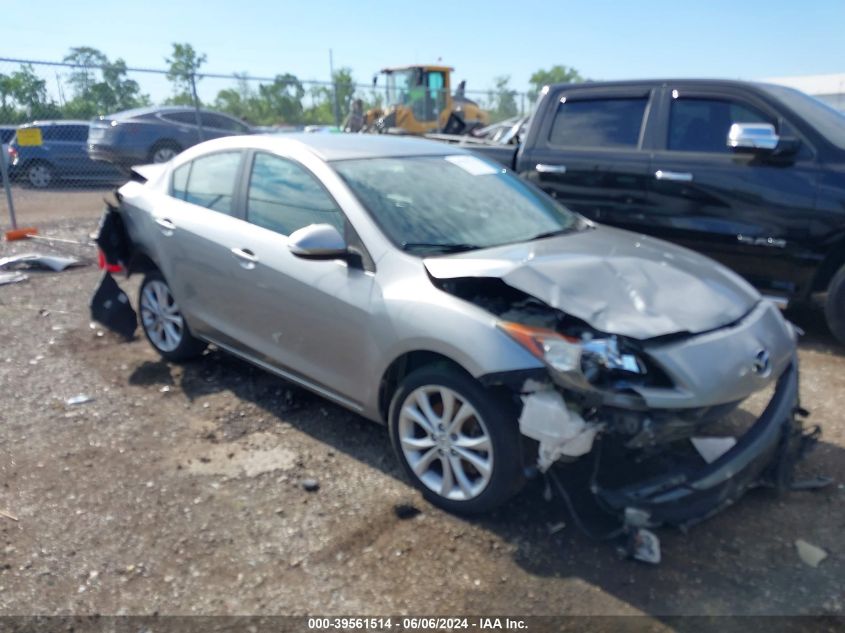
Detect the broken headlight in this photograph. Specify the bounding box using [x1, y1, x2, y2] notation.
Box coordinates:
[499, 322, 646, 390]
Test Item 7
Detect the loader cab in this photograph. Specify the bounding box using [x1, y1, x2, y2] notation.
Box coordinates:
[379, 65, 453, 133]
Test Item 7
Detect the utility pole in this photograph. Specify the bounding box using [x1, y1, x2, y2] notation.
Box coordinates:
[329, 49, 340, 127]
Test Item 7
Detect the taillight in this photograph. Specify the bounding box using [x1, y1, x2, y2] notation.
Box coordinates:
[97, 249, 124, 273]
[7, 146, 17, 163]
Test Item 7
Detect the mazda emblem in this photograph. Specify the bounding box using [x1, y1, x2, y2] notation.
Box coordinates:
[752, 348, 772, 377]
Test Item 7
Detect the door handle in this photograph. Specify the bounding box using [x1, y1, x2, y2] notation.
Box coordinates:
[230, 247, 258, 269]
[536, 163, 567, 174]
[155, 217, 176, 234]
[655, 170, 694, 182]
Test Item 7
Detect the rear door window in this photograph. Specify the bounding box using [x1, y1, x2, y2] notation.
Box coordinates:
[246, 153, 344, 236]
[201, 112, 249, 133]
[182, 152, 242, 214]
[171, 162, 191, 200]
[668, 98, 773, 153]
[548, 97, 648, 148]
[162, 112, 198, 126]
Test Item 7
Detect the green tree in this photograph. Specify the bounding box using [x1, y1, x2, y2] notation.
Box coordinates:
[527, 65, 584, 102]
[255, 74, 305, 124]
[0, 73, 14, 117]
[165, 43, 206, 105]
[486, 75, 518, 123]
[63, 49, 148, 118]
[303, 67, 356, 126]
[10, 64, 54, 118]
[63, 46, 108, 100]
[214, 73, 253, 120]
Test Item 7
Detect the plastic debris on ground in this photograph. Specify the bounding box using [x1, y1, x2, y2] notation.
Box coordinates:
[795, 539, 828, 567]
[0, 253, 84, 272]
[66, 394, 94, 406]
[690, 436, 738, 463]
[629, 528, 662, 564]
[0, 271, 28, 286]
[89, 273, 137, 340]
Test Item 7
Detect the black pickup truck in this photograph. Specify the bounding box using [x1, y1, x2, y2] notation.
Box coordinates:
[464, 80, 845, 344]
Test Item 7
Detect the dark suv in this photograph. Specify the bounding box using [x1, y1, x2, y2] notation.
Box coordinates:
[87, 106, 253, 168]
[468, 80, 845, 344]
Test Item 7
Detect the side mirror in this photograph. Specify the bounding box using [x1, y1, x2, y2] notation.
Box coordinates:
[288, 223, 348, 260]
[727, 123, 779, 152]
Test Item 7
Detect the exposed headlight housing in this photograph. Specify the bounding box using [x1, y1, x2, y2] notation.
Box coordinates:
[499, 321, 646, 391]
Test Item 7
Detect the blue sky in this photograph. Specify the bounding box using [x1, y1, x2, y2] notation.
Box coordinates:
[3, 0, 843, 101]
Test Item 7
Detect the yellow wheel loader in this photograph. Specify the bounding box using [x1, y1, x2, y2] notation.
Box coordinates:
[363, 65, 489, 135]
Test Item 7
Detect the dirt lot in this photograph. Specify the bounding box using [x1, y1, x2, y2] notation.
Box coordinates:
[0, 195, 843, 624]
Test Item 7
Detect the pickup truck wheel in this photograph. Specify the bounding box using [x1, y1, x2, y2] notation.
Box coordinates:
[388, 366, 525, 515]
[139, 271, 206, 362]
[825, 264, 845, 345]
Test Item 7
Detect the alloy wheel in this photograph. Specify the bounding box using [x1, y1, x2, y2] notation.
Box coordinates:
[140, 280, 184, 352]
[28, 164, 51, 188]
[152, 147, 178, 163]
[397, 385, 494, 501]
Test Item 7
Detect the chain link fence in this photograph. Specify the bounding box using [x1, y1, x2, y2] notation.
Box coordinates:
[0, 57, 531, 230]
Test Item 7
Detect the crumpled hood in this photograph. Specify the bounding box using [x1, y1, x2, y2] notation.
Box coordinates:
[424, 225, 761, 339]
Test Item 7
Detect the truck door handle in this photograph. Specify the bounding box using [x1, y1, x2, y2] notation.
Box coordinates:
[536, 163, 567, 174]
[655, 170, 694, 182]
[231, 247, 258, 269]
[155, 217, 176, 234]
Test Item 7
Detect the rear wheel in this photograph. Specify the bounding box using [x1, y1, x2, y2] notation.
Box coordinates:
[825, 263, 845, 345]
[388, 366, 525, 514]
[139, 271, 206, 362]
[27, 161, 52, 188]
[149, 141, 181, 164]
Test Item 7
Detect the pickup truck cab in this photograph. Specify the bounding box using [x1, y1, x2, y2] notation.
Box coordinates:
[468, 80, 845, 344]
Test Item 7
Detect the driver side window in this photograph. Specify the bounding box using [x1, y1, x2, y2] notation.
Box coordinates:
[668, 97, 774, 153]
[246, 153, 344, 236]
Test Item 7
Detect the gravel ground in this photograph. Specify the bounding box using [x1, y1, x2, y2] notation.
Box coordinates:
[0, 203, 843, 621]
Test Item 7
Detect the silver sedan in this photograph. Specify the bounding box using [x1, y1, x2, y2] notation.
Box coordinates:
[106, 133, 812, 528]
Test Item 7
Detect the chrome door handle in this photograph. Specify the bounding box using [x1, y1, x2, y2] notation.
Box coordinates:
[155, 217, 176, 234]
[655, 170, 693, 182]
[231, 247, 258, 268]
[536, 163, 567, 174]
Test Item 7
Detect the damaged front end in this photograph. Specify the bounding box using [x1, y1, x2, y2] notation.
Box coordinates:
[436, 273, 819, 537]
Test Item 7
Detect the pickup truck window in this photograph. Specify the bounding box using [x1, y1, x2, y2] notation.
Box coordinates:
[668, 98, 772, 153]
[548, 97, 648, 149]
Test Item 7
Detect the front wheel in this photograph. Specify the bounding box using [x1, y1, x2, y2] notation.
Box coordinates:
[825, 264, 845, 345]
[388, 366, 525, 514]
[139, 271, 206, 362]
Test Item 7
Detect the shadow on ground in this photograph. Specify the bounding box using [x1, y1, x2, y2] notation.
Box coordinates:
[116, 304, 844, 617]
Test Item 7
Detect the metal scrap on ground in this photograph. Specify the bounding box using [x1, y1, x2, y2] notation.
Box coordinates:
[0, 252, 84, 272]
[0, 271, 27, 285]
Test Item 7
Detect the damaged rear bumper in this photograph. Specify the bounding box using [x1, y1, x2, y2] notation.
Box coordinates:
[595, 357, 816, 528]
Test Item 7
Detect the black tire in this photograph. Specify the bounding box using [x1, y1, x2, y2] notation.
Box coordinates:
[148, 140, 182, 164]
[138, 270, 206, 362]
[26, 160, 53, 188]
[825, 263, 845, 345]
[388, 365, 525, 515]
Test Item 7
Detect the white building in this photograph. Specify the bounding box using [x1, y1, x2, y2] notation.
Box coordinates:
[763, 73, 845, 111]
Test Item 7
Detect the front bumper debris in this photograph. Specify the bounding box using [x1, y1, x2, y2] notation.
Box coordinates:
[593, 357, 817, 529]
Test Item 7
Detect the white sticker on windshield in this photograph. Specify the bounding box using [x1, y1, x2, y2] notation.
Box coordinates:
[445, 154, 499, 176]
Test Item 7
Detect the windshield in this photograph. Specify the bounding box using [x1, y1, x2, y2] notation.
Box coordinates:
[760, 84, 845, 150]
[333, 154, 579, 255]
[385, 70, 417, 106]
